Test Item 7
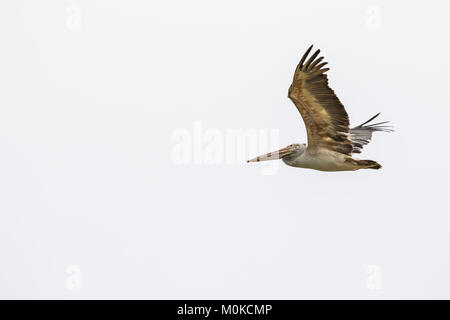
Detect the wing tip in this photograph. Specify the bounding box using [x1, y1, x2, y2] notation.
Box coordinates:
[298, 45, 314, 70]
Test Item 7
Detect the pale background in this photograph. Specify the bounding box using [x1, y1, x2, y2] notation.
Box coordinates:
[0, 0, 449, 299]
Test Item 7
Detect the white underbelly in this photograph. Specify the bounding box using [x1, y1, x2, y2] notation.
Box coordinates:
[284, 149, 356, 171]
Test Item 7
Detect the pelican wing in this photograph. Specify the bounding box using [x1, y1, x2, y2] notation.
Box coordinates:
[288, 45, 353, 155]
[349, 113, 393, 153]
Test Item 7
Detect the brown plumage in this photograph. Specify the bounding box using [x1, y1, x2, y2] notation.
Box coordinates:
[288, 45, 354, 155]
[247, 45, 392, 171]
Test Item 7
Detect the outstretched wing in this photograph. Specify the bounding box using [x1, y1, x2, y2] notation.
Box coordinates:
[349, 113, 393, 153]
[288, 45, 354, 155]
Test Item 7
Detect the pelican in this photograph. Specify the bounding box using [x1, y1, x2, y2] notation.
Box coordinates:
[247, 45, 393, 171]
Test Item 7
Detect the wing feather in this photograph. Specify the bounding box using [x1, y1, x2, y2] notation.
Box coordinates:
[288, 45, 353, 154]
[349, 113, 393, 153]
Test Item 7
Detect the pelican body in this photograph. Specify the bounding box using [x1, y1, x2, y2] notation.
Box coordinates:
[247, 45, 392, 171]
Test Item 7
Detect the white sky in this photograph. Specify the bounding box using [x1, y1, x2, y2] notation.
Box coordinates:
[0, 0, 449, 299]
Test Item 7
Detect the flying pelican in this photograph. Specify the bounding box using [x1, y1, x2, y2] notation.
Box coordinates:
[247, 45, 393, 171]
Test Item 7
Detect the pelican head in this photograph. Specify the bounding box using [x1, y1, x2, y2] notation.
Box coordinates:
[247, 143, 306, 163]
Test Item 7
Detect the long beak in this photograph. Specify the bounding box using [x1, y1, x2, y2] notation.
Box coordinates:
[247, 145, 295, 163]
